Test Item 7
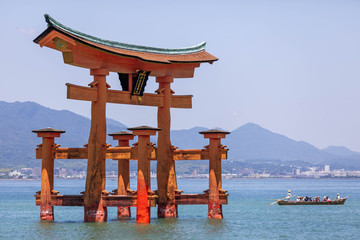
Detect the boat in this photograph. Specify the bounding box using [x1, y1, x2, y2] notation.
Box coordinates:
[277, 198, 347, 205]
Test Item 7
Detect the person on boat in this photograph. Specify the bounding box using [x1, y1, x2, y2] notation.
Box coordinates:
[323, 196, 331, 202]
[286, 190, 292, 200]
[314, 196, 320, 202]
[296, 197, 301, 202]
[336, 193, 341, 200]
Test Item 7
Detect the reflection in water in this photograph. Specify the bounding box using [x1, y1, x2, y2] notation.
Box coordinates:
[134, 221, 155, 236]
[207, 218, 225, 233]
[134, 218, 179, 238]
[36, 221, 56, 239]
[82, 222, 109, 239]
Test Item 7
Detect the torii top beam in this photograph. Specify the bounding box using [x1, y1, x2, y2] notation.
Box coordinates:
[34, 15, 218, 78]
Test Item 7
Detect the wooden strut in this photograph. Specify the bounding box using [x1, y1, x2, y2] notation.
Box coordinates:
[35, 194, 227, 206]
[66, 83, 193, 109]
[156, 76, 178, 218]
[109, 131, 134, 219]
[208, 138, 223, 219]
[129, 127, 160, 224]
[35, 195, 158, 207]
[40, 136, 55, 221]
[84, 69, 109, 222]
[33, 129, 64, 222]
[35, 146, 228, 160]
[200, 130, 230, 219]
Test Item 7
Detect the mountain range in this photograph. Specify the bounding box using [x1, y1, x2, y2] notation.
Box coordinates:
[0, 100, 359, 170]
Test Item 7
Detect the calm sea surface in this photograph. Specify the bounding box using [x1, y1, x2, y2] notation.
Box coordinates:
[0, 178, 359, 239]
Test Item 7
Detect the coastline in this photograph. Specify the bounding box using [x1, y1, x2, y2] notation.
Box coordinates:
[2, 176, 360, 181]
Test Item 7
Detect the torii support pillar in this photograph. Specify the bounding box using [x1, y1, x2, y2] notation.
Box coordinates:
[32, 128, 65, 221]
[84, 68, 109, 222]
[156, 76, 178, 218]
[200, 129, 230, 219]
[108, 131, 134, 219]
[129, 126, 160, 224]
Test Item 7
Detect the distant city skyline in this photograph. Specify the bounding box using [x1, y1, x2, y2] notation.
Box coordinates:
[1, 0, 360, 151]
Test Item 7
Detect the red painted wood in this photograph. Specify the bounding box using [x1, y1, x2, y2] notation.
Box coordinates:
[84, 69, 109, 222]
[156, 76, 178, 218]
[129, 128, 159, 224]
[113, 134, 133, 219]
[201, 132, 229, 219]
[35, 195, 158, 207]
[40, 137, 54, 221]
[136, 134, 151, 223]
[175, 194, 228, 205]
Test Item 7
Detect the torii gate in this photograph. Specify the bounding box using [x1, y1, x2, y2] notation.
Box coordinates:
[33, 15, 229, 222]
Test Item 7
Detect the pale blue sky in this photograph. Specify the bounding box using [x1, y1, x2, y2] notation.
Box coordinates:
[1, 0, 360, 151]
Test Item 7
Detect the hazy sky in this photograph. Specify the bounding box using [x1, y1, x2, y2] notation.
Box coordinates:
[1, 0, 360, 151]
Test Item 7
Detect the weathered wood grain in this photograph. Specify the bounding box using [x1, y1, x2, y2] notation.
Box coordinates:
[35, 195, 158, 207]
[35, 147, 227, 160]
[175, 194, 228, 205]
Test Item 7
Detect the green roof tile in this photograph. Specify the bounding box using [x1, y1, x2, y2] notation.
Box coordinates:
[44, 14, 207, 55]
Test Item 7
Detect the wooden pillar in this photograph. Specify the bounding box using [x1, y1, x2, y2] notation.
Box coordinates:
[156, 76, 178, 218]
[33, 128, 65, 221]
[84, 68, 109, 222]
[200, 129, 230, 219]
[108, 131, 134, 219]
[129, 126, 160, 224]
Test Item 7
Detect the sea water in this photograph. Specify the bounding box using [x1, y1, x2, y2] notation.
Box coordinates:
[0, 178, 359, 239]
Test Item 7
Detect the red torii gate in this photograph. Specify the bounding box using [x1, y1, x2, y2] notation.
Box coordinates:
[33, 14, 230, 223]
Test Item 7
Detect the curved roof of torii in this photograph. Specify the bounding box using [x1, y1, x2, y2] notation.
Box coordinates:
[34, 14, 218, 65]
